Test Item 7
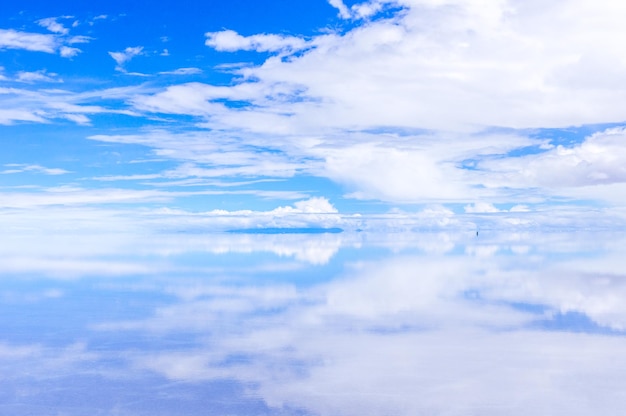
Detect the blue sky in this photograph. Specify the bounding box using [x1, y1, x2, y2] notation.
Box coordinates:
[2, 0, 626, 232]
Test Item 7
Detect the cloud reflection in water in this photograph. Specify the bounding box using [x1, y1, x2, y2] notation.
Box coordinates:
[2, 230, 626, 415]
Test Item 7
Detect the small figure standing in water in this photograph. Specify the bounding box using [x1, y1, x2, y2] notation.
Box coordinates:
[476, 230, 479, 236]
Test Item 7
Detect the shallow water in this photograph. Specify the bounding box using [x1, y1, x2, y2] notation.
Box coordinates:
[2, 230, 626, 415]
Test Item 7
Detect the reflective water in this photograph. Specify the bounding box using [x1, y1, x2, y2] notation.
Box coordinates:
[2, 230, 626, 415]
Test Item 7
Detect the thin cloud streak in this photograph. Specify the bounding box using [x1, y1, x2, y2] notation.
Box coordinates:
[0, 29, 58, 53]
[109, 46, 144, 72]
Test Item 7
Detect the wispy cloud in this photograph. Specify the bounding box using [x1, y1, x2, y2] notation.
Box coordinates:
[0, 19, 87, 58]
[205, 30, 308, 53]
[478, 127, 626, 189]
[328, 0, 351, 19]
[1, 164, 70, 175]
[16, 70, 62, 83]
[0, 187, 173, 208]
[0, 108, 47, 125]
[158, 67, 202, 75]
[88, 129, 321, 180]
[0, 29, 58, 53]
[0, 85, 142, 125]
[350, 0, 388, 19]
[109, 46, 144, 72]
[60, 46, 81, 58]
[37, 17, 72, 35]
[67, 35, 91, 44]
[327, 0, 391, 19]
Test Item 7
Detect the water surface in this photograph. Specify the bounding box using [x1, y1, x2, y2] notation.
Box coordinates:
[2, 230, 626, 415]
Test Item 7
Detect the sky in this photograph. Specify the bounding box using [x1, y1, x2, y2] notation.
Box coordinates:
[2, 0, 626, 232]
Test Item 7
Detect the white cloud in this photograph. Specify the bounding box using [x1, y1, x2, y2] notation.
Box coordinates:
[150, 197, 344, 232]
[464, 202, 501, 213]
[510, 205, 530, 212]
[0, 24, 87, 58]
[328, 0, 352, 18]
[458, 127, 626, 206]
[16, 70, 61, 83]
[0, 187, 175, 209]
[351, 0, 387, 18]
[119, 0, 622, 209]
[0, 29, 57, 53]
[205, 29, 308, 53]
[0, 186, 342, 232]
[15, 192, 613, 234]
[194, 0, 623, 134]
[88, 129, 321, 179]
[5, 0, 626, 214]
[129, 82, 253, 115]
[158, 67, 202, 75]
[330, 0, 394, 20]
[59, 46, 81, 58]
[67, 35, 91, 44]
[109, 46, 144, 71]
[290, 197, 337, 214]
[37, 17, 71, 35]
[481, 127, 626, 189]
[0, 109, 47, 125]
[62, 113, 90, 124]
[323, 143, 469, 202]
[1, 164, 69, 175]
[0, 86, 137, 126]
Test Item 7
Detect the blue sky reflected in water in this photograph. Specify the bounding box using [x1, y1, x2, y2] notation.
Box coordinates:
[2, 230, 626, 415]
